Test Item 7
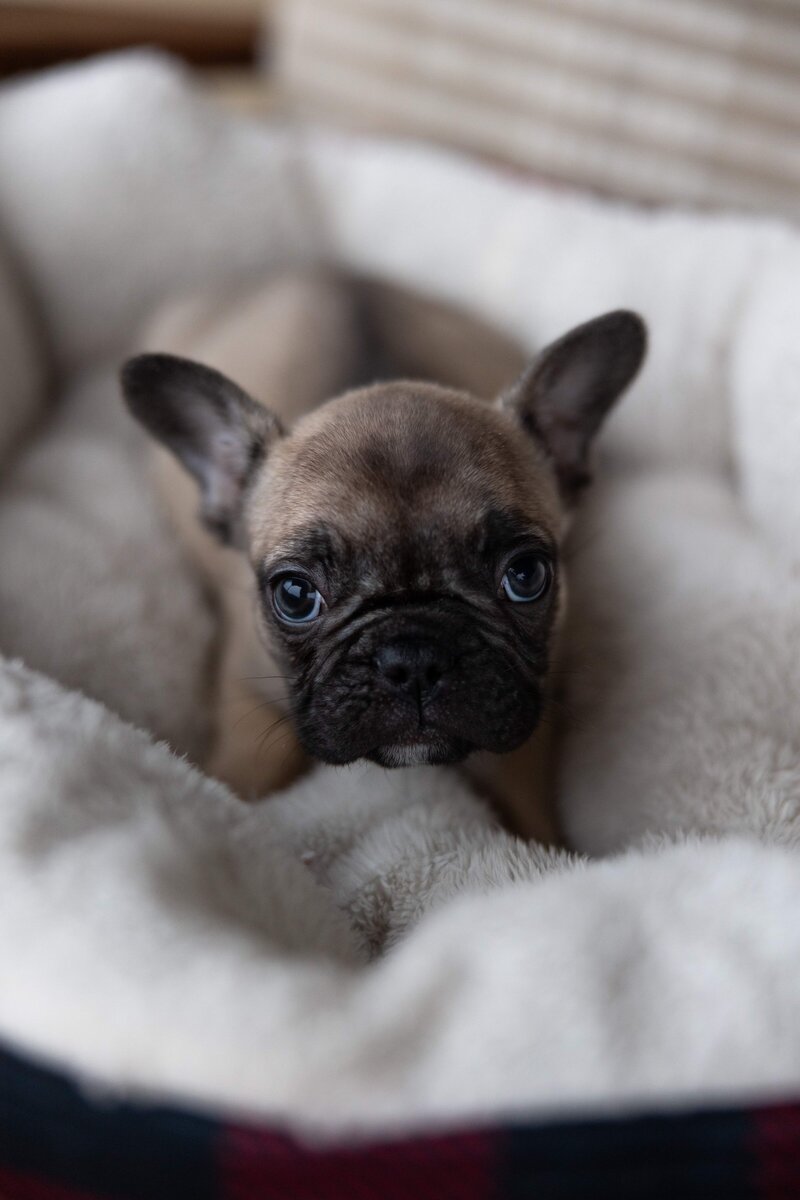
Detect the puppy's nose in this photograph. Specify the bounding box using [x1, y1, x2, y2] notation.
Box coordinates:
[375, 639, 445, 701]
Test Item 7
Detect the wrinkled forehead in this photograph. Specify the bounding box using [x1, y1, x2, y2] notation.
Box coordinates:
[247, 383, 562, 568]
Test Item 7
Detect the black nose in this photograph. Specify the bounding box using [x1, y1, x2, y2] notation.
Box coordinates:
[374, 639, 446, 701]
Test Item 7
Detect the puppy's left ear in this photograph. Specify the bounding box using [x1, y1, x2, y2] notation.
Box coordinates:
[499, 310, 647, 500]
[121, 353, 283, 546]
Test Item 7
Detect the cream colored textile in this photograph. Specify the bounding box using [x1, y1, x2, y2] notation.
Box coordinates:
[274, 0, 800, 218]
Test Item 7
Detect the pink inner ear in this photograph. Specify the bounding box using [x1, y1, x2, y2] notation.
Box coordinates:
[201, 428, 253, 535]
[544, 357, 598, 408]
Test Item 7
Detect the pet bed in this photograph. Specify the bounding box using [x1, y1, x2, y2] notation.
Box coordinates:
[1, 51, 800, 1194]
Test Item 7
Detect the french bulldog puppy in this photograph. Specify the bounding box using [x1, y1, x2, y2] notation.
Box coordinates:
[121, 273, 646, 841]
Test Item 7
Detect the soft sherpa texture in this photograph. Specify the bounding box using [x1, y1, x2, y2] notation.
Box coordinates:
[0, 361, 218, 760]
[560, 471, 800, 853]
[4, 658, 800, 1131]
[0, 51, 800, 1132]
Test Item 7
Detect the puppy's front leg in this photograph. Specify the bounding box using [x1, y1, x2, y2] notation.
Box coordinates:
[208, 670, 308, 801]
[208, 612, 308, 800]
[465, 722, 559, 845]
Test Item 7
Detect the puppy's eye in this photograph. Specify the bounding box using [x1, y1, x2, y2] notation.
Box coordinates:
[272, 575, 323, 624]
[501, 553, 552, 603]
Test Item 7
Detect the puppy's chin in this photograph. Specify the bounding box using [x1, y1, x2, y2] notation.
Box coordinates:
[366, 735, 474, 769]
[297, 690, 542, 768]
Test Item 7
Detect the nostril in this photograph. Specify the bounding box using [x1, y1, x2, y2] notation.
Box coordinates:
[385, 663, 409, 687]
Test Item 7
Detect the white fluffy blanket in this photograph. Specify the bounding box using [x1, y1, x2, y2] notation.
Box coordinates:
[1, 52, 800, 1134]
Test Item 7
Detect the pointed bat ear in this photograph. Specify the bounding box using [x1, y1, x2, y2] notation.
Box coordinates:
[499, 310, 647, 501]
[120, 353, 283, 546]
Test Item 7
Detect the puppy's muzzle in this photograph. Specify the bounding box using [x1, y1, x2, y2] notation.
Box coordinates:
[295, 603, 541, 767]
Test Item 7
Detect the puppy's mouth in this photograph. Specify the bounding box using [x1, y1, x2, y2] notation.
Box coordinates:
[291, 610, 543, 767]
[300, 672, 540, 765]
[367, 731, 474, 768]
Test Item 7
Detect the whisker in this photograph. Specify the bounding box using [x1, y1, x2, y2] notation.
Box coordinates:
[275, 731, 304, 778]
[226, 697, 294, 732]
[256, 715, 296, 763]
[239, 674, 293, 684]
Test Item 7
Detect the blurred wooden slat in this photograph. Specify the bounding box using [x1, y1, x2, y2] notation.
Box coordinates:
[274, 0, 800, 219]
[8, 0, 261, 13]
[0, 3, 261, 75]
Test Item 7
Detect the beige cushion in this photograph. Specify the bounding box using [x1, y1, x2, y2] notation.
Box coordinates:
[0, 52, 316, 372]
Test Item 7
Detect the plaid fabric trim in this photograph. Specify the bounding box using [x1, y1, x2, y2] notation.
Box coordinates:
[2, 1038, 800, 1200]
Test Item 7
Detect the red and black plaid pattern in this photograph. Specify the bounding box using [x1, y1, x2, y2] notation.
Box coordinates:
[1, 1039, 799, 1199]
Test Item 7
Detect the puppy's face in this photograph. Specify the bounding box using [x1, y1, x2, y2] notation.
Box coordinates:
[248, 384, 563, 765]
[122, 309, 646, 767]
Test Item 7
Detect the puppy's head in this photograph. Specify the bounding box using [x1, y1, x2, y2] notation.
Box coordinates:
[122, 310, 645, 767]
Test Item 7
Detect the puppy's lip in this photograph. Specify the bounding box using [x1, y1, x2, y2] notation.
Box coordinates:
[387, 728, 436, 747]
[366, 731, 475, 768]
[376, 724, 453, 751]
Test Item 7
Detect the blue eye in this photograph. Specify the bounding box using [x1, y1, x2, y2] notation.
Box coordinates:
[501, 554, 551, 603]
[272, 576, 323, 623]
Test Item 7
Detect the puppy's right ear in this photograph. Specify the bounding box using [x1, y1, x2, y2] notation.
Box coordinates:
[499, 311, 646, 502]
[121, 353, 283, 545]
